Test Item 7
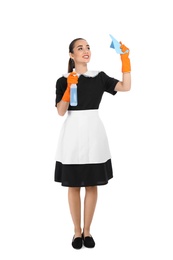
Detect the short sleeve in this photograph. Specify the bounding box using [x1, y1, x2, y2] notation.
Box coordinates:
[55, 77, 67, 106]
[100, 71, 119, 95]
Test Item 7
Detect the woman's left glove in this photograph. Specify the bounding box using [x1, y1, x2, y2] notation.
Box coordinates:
[120, 42, 131, 73]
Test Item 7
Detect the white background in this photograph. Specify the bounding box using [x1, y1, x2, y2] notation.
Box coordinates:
[0, 0, 173, 259]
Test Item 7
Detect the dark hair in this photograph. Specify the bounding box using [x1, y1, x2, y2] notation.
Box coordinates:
[68, 38, 84, 72]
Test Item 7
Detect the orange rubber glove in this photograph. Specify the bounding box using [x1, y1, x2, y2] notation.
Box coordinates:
[120, 42, 131, 73]
[62, 72, 78, 102]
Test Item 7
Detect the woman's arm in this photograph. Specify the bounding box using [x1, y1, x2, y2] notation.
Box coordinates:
[115, 41, 131, 92]
[115, 72, 131, 92]
[56, 101, 69, 116]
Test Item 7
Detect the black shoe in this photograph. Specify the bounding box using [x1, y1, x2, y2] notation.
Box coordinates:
[72, 236, 83, 249]
[82, 233, 95, 248]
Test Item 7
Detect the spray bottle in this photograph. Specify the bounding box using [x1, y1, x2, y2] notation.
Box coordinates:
[70, 71, 78, 106]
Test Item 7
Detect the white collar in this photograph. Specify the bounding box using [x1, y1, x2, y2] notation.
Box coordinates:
[63, 71, 99, 78]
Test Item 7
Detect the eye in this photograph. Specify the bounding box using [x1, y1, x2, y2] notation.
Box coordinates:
[78, 47, 83, 51]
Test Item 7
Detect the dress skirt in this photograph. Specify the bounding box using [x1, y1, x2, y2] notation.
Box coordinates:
[54, 109, 113, 187]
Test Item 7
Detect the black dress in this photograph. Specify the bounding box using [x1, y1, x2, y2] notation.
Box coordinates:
[54, 71, 119, 187]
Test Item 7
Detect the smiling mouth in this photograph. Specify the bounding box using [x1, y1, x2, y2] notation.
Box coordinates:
[83, 55, 89, 59]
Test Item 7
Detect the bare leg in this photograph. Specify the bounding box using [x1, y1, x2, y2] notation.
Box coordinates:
[68, 187, 82, 238]
[83, 186, 98, 237]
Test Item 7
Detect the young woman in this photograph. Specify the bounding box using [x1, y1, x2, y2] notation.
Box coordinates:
[54, 37, 131, 249]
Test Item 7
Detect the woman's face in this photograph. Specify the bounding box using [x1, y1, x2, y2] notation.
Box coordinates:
[70, 39, 91, 64]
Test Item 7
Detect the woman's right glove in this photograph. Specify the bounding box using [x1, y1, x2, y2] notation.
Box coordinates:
[62, 72, 78, 102]
[120, 42, 131, 73]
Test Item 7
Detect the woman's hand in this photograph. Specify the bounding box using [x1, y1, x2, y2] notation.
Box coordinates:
[120, 42, 131, 73]
[57, 72, 79, 116]
[62, 72, 78, 102]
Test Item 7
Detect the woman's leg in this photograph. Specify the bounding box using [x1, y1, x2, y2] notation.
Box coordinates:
[83, 186, 98, 237]
[68, 187, 82, 238]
